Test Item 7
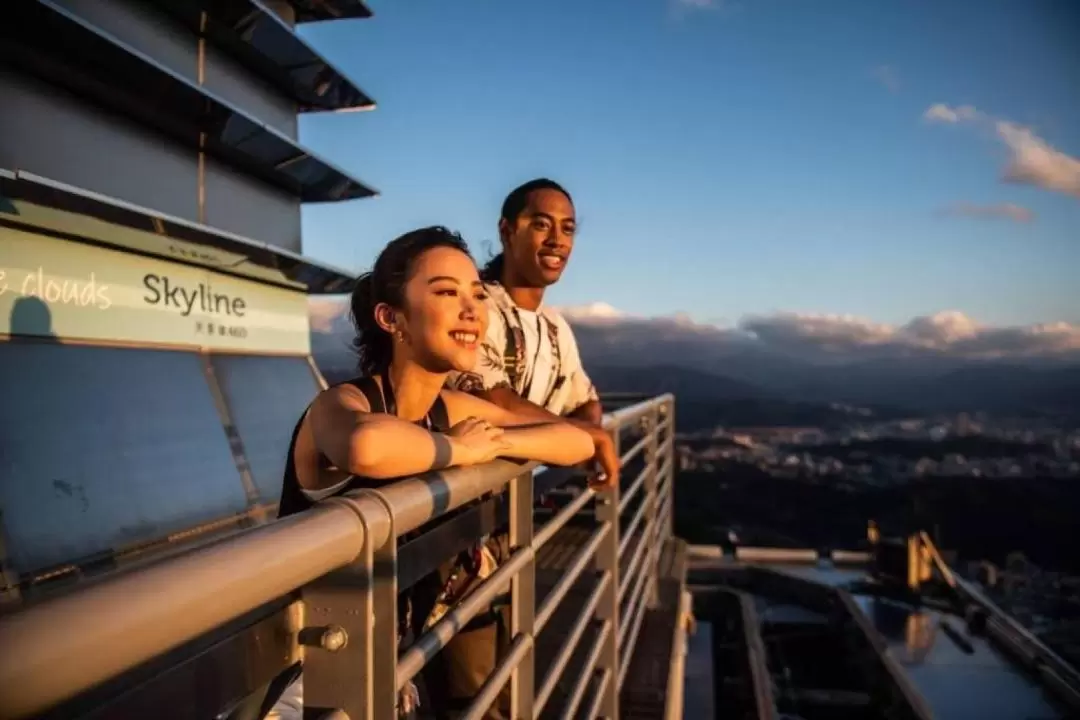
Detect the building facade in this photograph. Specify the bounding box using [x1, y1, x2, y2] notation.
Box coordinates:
[0, 0, 374, 601]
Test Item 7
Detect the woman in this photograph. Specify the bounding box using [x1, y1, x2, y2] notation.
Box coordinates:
[274, 226, 593, 719]
[280, 225, 592, 513]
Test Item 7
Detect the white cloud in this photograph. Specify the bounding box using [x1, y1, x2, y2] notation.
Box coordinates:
[939, 201, 1035, 223]
[309, 295, 351, 332]
[310, 297, 1080, 365]
[741, 312, 896, 350]
[759, 311, 1080, 359]
[563, 305, 1080, 361]
[996, 121, 1080, 199]
[900, 310, 980, 345]
[923, 103, 979, 124]
[555, 302, 627, 321]
[923, 104, 1080, 200]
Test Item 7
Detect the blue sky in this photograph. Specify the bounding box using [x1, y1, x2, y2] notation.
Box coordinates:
[297, 0, 1080, 327]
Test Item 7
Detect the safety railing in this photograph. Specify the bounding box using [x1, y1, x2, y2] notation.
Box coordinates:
[0, 394, 676, 720]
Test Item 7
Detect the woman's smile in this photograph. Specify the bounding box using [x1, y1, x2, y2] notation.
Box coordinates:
[449, 329, 479, 349]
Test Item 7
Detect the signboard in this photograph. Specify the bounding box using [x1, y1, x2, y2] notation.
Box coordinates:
[0, 226, 311, 354]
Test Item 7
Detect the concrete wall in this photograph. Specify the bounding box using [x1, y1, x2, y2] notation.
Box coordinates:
[50, 0, 298, 138]
[0, 71, 303, 252]
[0, 69, 202, 222]
[204, 159, 301, 250]
[203, 43, 298, 138]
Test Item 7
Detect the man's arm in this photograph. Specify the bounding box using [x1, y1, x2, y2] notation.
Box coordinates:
[549, 314, 618, 483]
[441, 389, 594, 467]
[475, 386, 560, 422]
[567, 398, 603, 426]
[478, 386, 599, 432]
[477, 387, 619, 487]
[555, 313, 604, 430]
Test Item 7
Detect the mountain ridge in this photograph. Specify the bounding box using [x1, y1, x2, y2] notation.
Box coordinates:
[307, 301, 1080, 420]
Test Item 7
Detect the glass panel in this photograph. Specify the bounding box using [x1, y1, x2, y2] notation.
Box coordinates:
[233, 130, 297, 167]
[291, 0, 373, 22]
[210, 354, 321, 503]
[217, 116, 296, 167]
[249, 17, 310, 68]
[0, 342, 248, 575]
[217, 113, 263, 146]
[277, 155, 325, 185]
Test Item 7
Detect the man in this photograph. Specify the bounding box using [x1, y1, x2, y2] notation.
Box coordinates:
[452, 178, 619, 484]
[423, 179, 618, 719]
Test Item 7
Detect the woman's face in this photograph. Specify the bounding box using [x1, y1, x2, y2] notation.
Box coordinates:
[392, 246, 489, 373]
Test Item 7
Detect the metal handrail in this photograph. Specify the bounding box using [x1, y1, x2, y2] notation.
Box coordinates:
[0, 499, 373, 719]
[0, 393, 677, 720]
[406, 393, 676, 719]
[534, 573, 612, 714]
[561, 621, 613, 719]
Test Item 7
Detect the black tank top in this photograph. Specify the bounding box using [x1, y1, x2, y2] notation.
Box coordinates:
[278, 375, 450, 519]
[278, 376, 454, 662]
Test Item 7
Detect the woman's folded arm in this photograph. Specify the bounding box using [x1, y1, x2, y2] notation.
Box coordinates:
[308, 386, 459, 482]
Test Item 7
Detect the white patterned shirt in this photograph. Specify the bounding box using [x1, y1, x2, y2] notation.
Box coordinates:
[447, 283, 597, 416]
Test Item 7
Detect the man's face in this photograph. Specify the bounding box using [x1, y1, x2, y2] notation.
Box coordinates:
[500, 188, 576, 287]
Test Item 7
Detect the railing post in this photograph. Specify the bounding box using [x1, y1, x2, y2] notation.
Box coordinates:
[593, 423, 621, 717]
[302, 492, 399, 720]
[509, 469, 535, 720]
[643, 407, 660, 609]
[662, 397, 676, 542]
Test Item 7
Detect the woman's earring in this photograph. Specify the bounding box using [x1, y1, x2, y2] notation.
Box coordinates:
[394, 330, 405, 343]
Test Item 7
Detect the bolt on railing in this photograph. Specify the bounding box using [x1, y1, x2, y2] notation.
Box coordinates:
[0, 394, 676, 720]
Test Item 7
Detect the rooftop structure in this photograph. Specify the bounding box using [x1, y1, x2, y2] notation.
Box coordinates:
[687, 532, 1080, 719]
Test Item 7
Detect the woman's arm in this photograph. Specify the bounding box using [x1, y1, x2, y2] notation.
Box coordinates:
[307, 385, 500, 482]
[441, 389, 594, 467]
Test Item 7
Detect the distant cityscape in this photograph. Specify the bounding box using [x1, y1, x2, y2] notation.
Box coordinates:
[677, 409, 1080, 484]
[978, 553, 1080, 678]
[670, 408, 1080, 670]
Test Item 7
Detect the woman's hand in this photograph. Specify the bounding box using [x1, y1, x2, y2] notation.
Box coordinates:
[446, 416, 511, 466]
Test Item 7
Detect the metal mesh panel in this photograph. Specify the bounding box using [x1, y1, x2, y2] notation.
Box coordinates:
[209, 354, 321, 503]
[0, 342, 247, 574]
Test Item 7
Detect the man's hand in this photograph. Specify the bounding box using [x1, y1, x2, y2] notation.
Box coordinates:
[585, 427, 620, 491]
